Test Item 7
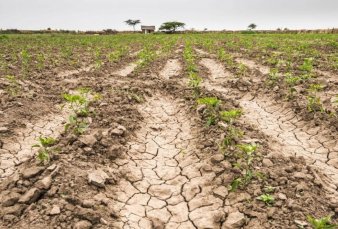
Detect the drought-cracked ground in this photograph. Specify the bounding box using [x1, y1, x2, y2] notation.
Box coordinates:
[198, 54, 338, 191]
[112, 97, 225, 228]
[1, 42, 338, 229]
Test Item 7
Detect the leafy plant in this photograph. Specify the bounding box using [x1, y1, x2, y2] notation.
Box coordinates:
[307, 215, 337, 229]
[299, 58, 314, 73]
[257, 194, 275, 205]
[5, 75, 20, 96]
[62, 88, 100, 135]
[197, 97, 221, 126]
[32, 136, 57, 164]
[220, 109, 242, 123]
[219, 126, 244, 151]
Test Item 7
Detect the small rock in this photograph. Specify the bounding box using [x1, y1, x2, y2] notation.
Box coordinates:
[2, 192, 21, 207]
[18, 188, 41, 204]
[49, 205, 61, 215]
[196, 104, 207, 113]
[278, 193, 287, 200]
[210, 154, 224, 164]
[47, 164, 57, 171]
[79, 134, 97, 146]
[100, 218, 108, 225]
[213, 186, 228, 198]
[82, 199, 95, 208]
[223, 211, 245, 228]
[110, 125, 127, 136]
[262, 158, 273, 167]
[88, 169, 109, 188]
[74, 220, 92, 229]
[22, 166, 45, 179]
[0, 127, 8, 133]
[294, 220, 308, 227]
[36, 176, 52, 190]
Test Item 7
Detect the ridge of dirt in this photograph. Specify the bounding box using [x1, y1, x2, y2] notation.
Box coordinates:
[196, 53, 338, 191]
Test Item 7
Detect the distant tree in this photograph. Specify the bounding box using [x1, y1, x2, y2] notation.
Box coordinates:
[124, 19, 141, 31]
[248, 23, 257, 30]
[159, 21, 185, 33]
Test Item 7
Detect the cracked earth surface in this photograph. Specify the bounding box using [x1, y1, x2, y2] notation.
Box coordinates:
[160, 59, 181, 80]
[199, 56, 338, 187]
[115, 63, 138, 77]
[0, 110, 67, 179]
[112, 96, 225, 229]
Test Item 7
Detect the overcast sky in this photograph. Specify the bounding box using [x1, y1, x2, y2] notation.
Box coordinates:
[0, 0, 337, 31]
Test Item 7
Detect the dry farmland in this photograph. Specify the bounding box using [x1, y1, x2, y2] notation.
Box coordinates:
[0, 33, 338, 228]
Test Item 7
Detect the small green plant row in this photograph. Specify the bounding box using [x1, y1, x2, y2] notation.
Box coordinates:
[196, 96, 242, 126]
[32, 87, 101, 164]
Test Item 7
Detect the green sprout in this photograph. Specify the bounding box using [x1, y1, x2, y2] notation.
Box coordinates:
[220, 109, 242, 123]
[307, 215, 337, 229]
[32, 136, 57, 164]
[257, 194, 275, 205]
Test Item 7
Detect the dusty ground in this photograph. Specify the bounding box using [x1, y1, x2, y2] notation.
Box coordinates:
[0, 41, 337, 229]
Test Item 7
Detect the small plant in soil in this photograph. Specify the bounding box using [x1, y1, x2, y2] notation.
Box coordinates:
[285, 73, 301, 99]
[63, 88, 100, 135]
[32, 136, 57, 164]
[263, 185, 275, 193]
[257, 194, 275, 205]
[307, 215, 337, 229]
[229, 143, 258, 192]
[299, 57, 314, 73]
[306, 84, 324, 113]
[188, 72, 202, 97]
[5, 75, 20, 96]
[236, 63, 248, 77]
[219, 126, 244, 152]
[197, 97, 221, 126]
[266, 68, 279, 87]
[220, 109, 242, 124]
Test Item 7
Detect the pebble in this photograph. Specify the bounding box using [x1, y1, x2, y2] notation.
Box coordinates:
[88, 169, 109, 188]
[49, 205, 61, 215]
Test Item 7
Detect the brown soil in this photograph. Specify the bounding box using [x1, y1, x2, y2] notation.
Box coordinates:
[0, 46, 337, 229]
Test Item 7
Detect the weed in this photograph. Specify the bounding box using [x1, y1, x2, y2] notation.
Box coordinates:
[220, 109, 242, 124]
[257, 194, 275, 205]
[62, 88, 100, 135]
[299, 58, 314, 73]
[188, 72, 202, 97]
[307, 215, 337, 229]
[5, 75, 20, 96]
[197, 97, 221, 126]
[32, 136, 57, 164]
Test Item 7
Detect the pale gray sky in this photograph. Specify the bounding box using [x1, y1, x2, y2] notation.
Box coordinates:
[0, 0, 337, 31]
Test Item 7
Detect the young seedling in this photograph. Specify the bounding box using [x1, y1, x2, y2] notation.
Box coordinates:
[237, 143, 258, 165]
[306, 83, 324, 113]
[257, 194, 275, 205]
[188, 72, 202, 97]
[5, 75, 20, 96]
[307, 215, 337, 229]
[299, 58, 314, 73]
[197, 97, 221, 126]
[220, 109, 242, 124]
[32, 136, 56, 164]
[62, 88, 100, 135]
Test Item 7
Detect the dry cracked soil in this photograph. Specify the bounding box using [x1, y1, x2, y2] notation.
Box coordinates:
[0, 46, 338, 229]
